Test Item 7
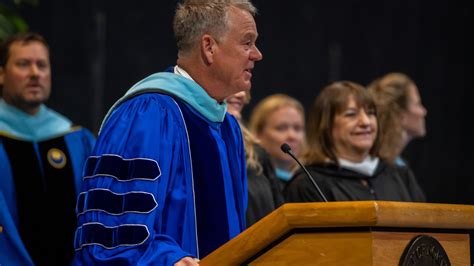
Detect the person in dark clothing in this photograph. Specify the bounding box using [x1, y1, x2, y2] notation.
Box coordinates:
[367, 73, 427, 164]
[227, 91, 284, 226]
[285, 81, 425, 203]
[367, 72, 427, 200]
[286, 159, 426, 202]
[246, 145, 284, 225]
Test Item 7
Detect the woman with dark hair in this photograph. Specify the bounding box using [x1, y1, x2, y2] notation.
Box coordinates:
[285, 81, 425, 202]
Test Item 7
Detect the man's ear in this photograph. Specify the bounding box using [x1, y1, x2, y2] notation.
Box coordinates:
[201, 34, 217, 65]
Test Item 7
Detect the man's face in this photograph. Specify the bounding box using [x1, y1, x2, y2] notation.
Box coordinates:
[212, 7, 263, 99]
[0, 41, 51, 114]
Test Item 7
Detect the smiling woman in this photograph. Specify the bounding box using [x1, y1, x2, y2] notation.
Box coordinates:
[249, 94, 306, 189]
[285, 81, 426, 203]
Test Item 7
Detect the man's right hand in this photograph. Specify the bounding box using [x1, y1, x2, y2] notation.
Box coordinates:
[174, 256, 199, 266]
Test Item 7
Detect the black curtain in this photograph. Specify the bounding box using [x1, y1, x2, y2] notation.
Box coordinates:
[22, 0, 473, 205]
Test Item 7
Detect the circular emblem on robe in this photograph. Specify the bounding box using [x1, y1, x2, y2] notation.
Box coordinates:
[47, 148, 67, 169]
[399, 235, 451, 266]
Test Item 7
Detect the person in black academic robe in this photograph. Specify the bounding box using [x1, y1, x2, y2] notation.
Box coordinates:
[285, 81, 426, 204]
[246, 145, 284, 226]
[286, 160, 425, 202]
[227, 91, 284, 226]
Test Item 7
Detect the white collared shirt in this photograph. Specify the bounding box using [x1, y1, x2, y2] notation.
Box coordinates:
[338, 156, 379, 176]
[174, 65, 194, 81]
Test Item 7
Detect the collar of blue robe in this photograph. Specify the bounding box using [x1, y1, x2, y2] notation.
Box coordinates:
[100, 72, 227, 132]
[275, 167, 293, 182]
[0, 99, 72, 141]
[394, 156, 407, 167]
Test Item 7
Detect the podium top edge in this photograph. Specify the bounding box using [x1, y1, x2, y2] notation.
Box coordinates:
[281, 201, 474, 229]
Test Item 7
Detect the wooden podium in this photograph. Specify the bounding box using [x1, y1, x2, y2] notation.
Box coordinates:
[200, 201, 474, 265]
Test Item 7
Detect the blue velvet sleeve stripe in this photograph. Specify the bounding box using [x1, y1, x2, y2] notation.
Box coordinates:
[83, 154, 161, 181]
[74, 223, 150, 250]
[76, 189, 158, 216]
[74, 94, 199, 264]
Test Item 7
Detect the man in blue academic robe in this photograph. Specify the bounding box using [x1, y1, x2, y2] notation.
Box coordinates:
[0, 33, 95, 265]
[73, 0, 263, 265]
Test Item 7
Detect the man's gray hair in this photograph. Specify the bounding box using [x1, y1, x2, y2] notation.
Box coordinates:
[173, 0, 257, 54]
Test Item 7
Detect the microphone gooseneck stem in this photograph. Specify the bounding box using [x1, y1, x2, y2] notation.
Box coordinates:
[285, 149, 328, 203]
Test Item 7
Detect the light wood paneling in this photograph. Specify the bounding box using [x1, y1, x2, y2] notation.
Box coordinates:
[250, 232, 373, 266]
[200, 201, 474, 265]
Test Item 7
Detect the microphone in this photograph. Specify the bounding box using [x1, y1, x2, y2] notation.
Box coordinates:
[280, 143, 328, 202]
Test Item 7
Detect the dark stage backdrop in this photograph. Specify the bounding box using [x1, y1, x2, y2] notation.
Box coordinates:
[18, 0, 473, 204]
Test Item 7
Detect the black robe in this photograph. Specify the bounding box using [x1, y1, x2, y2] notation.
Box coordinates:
[246, 146, 284, 226]
[285, 160, 426, 203]
[0, 128, 95, 265]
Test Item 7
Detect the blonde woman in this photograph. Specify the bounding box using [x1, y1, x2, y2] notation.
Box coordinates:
[367, 72, 427, 201]
[367, 72, 427, 164]
[249, 94, 306, 189]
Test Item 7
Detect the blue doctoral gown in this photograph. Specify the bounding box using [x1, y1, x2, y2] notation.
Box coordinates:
[0, 100, 95, 265]
[73, 72, 247, 265]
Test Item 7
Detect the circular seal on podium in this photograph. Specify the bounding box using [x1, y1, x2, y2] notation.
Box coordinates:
[399, 235, 451, 266]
